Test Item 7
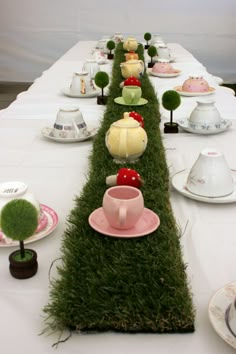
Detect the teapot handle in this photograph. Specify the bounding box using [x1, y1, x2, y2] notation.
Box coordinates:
[118, 128, 128, 158]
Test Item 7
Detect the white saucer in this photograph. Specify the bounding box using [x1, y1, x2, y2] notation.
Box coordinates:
[62, 87, 100, 98]
[88, 207, 160, 238]
[41, 127, 97, 143]
[148, 69, 181, 78]
[208, 281, 236, 350]
[174, 86, 215, 97]
[177, 118, 232, 135]
[172, 169, 236, 203]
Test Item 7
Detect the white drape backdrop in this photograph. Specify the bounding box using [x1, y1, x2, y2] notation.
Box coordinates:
[0, 0, 236, 83]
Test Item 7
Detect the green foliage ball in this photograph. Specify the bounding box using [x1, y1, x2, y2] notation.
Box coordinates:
[144, 32, 152, 41]
[147, 45, 157, 58]
[107, 40, 115, 51]
[94, 71, 109, 89]
[1, 199, 38, 241]
[162, 90, 181, 111]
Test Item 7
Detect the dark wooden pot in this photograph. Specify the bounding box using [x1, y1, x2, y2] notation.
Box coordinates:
[144, 44, 150, 49]
[97, 95, 108, 105]
[107, 53, 114, 60]
[164, 122, 179, 134]
[148, 62, 155, 68]
[9, 249, 38, 279]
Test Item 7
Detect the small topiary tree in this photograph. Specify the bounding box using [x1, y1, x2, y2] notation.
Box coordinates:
[147, 46, 157, 68]
[1, 199, 38, 258]
[162, 90, 181, 133]
[144, 32, 152, 49]
[94, 71, 109, 105]
[1, 199, 39, 278]
[107, 40, 116, 59]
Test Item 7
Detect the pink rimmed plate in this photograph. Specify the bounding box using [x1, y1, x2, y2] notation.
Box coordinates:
[0, 204, 58, 247]
[88, 207, 160, 238]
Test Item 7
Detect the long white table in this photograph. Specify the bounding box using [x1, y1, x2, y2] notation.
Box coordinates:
[1, 41, 236, 354]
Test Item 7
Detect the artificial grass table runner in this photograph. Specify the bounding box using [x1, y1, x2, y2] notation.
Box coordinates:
[44, 43, 195, 333]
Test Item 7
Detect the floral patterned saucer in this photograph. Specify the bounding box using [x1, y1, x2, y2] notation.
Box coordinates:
[177, 118, 232, 135]
[208, 281, 236, 350]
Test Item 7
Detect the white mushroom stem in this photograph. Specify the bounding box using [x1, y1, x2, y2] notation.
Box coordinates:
[106, 175, 117, 186]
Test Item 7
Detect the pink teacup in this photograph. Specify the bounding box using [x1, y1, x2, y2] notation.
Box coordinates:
[182, 76, 209, 92]
[152, 60, 174, 74]
[102, 186, 144, 229]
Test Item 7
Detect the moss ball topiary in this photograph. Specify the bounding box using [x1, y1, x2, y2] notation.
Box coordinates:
[1, 199, 38, 241]
[94, 71, 109, 89]
[162, 90, 181, 111]
[144, 32, 152, 41]
[107, 40, 115, 51]
[147, 45, 157, 58]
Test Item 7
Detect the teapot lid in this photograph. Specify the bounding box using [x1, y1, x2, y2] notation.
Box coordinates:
[113, 112, 140, 127]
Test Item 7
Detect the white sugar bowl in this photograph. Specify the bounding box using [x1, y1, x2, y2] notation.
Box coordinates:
[0, 181, 40, 215]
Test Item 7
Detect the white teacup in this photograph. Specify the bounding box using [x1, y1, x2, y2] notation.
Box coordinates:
[0, 181, 40, 215]
[53, 106, 88, 139]
[186, 148, 234, 197]
[189, 99, 221, 127]
[157, 45, 170, 60]
[82, 59, 100, 79]
[70, 71, 96, 96]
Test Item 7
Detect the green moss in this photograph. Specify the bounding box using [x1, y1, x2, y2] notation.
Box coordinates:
[94, 71, 109, 89]
[144, 32, 152, 41]
[147, 45, 157, 58]
[44, 43, 195, 334]
[13, 249, 34, 262]
[1, 199, 38, 241]
[107, 40, 115, 51]
[162, 90, 181, 111]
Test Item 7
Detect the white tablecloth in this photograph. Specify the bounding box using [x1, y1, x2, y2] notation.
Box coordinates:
[1, 41, 236, 354]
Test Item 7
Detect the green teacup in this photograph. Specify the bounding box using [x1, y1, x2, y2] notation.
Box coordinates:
[122, 85, 142, 104]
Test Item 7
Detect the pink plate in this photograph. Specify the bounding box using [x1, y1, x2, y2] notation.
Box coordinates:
[88, 207, 160, 238]
[0, 204, 58, 247]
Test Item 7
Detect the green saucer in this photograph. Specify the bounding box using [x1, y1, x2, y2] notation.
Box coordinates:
[114, 97, 148, 106]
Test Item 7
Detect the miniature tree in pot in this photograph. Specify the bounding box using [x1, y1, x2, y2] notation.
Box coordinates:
[106, 40, 116, 60]
[95, 71, 109, 105]
[1, 199, 39, 279]
[144, 32, 152, 49]
[162, 90, 181, 133]
[147, 46, 157, 68]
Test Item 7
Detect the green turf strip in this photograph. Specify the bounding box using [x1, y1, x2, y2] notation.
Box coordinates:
[44, 43, 195, 333]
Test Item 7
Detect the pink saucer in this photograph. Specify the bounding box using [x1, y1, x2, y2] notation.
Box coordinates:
[88, 207, 160, 238]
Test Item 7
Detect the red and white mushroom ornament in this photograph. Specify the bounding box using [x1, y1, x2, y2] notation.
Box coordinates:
[106, 167, 143, 188]
[129, 111, 144, 128]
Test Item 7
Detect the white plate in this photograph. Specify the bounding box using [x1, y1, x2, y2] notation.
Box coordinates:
[172, 169, 236, 203]
[0, 204, 58, 247]
[148, 69, 181, 78]
[174, 86, 215, 97]
[62, 87, 100, 98]
[177, 118, 232, 135]
[41, 127, 97, 143]
[208, 281, 236, 350]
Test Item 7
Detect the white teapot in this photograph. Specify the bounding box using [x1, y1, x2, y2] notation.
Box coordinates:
[120, 60, 145, 79]
[105, 112, 148, 163]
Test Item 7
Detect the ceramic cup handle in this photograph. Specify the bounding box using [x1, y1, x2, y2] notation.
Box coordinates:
[118, 206, 127, 226]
